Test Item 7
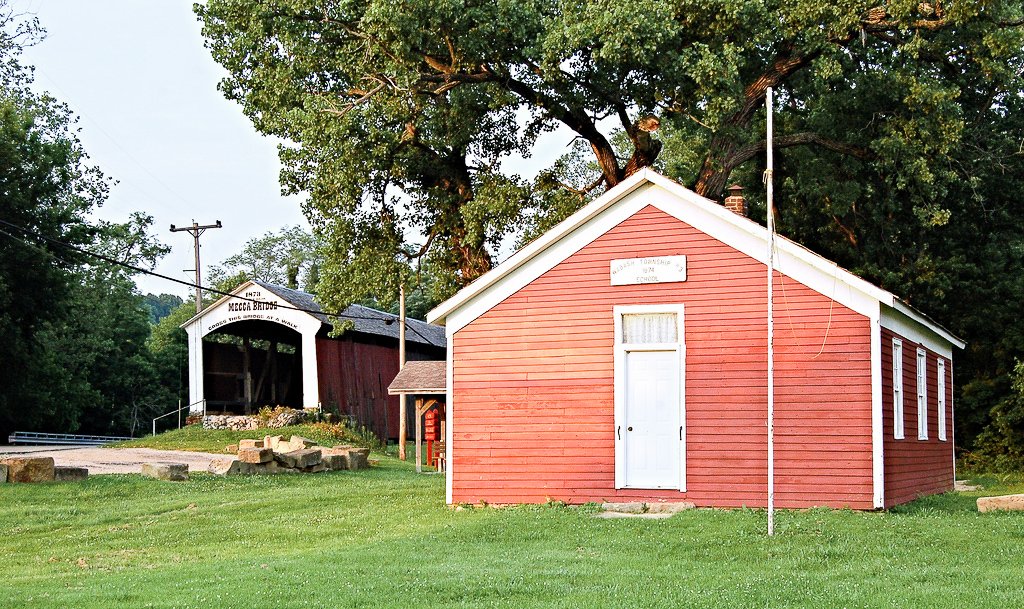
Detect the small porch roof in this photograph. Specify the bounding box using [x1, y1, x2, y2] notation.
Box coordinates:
[388, 361, 446, 395]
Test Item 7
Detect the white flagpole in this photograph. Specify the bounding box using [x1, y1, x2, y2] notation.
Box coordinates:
[766, 86, 776, 536]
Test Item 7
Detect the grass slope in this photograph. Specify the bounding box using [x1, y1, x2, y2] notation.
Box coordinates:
[114, 424, 366, 453]
[2, 463, 1023, 608]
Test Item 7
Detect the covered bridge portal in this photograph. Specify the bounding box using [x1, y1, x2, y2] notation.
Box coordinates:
[182, 280, 446, 440]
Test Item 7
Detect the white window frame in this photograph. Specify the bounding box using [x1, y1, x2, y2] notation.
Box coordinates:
[917, 348, 928, 440]
[613, 304, 686, 492]
[892, 338, 904, 439]
[937, 359, 947, 441]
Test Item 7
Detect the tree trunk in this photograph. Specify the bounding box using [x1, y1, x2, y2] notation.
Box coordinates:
[694, 46, 820, 200]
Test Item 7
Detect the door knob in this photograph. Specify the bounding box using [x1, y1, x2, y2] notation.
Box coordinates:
[627, 426, 633, 431]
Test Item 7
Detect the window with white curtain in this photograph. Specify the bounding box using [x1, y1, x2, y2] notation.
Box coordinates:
[893, 338, 904, 439]
[622, 313, 678, 344]
[937, 359, 947, 441]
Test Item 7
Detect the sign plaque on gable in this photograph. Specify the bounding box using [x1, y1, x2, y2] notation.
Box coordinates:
[610, 255, 687, 286]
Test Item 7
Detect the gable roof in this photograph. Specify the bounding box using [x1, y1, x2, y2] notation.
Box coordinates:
[428, 168, 964, 350]
[183, 280, 447, 348]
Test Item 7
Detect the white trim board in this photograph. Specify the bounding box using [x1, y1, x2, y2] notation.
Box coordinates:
[613, 304, 687, 492]
[444, 324, 455, 505]
[870, 315, 884, 509]
[881, 304, 959, 358]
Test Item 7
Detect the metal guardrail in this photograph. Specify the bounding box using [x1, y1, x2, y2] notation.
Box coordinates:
[152, 399, 205, 436]
[7, 431, 134, 446]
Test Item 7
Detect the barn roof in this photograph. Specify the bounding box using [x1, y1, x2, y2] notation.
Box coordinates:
[183, 280, 447, 349]
[427, 168, 964, 351]
[387, 361, 447, 395]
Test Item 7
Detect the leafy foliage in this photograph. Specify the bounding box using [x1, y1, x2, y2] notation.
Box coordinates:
[0, 7, 175, 438]
[142, 292, 184, 323]
[206, 224, 321, 291]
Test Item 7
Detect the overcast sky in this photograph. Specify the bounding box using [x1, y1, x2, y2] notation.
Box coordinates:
[13, 1, 570, 300]
[14, 0, 306, 298]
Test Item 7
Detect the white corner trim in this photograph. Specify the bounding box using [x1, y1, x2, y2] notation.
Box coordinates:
[445, 324, 454, 505]
[870, 312, 885, 509]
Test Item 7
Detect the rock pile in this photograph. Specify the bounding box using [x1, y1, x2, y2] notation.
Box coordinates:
[203, 415, 260, 431]
[208, 435, 371, 476]
[202, 408, 310, 431]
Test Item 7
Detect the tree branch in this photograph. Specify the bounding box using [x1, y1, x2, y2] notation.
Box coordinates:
[727, 132, 874, 170]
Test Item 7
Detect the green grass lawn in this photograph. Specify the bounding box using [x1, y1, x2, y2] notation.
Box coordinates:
[2, 459, 1023, 609]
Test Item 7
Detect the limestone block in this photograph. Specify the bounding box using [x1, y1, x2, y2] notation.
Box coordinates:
[238, 447, 273, 464]
[287, 435, 317, 452]
[346, 448, 370, 470]
[225, 444, 239, 454]
[207, 458, 258, 476]
[646, 501, 696, 514]
[292, 448, 322, 468]
[238, 439, 262, 449]
[54, 466, 89, 482]
[274, 451, 303, 469]
[300, 462, 329, 474]
[264, 435, 284, 450]
[141, 463, 189, 481]
[207, 458, 234, 475]
[1, 457, 55, 483]
[0, 463, 7, 483]
[321, 454, 347, 471]
[978, 494, 1024, 513]
[600, 502, 646, 514]
[248, 460, 287, 475]
[275, 448, 322, 469]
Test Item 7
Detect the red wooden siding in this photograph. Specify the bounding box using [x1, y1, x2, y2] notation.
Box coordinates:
[317, 336, 398, 440]
[316, 335, 444, 441]
[451, 205, 875, 508]
[881, 327, 954, 507]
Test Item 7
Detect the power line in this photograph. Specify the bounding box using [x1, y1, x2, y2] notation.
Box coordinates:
[0, 217, 435, 344]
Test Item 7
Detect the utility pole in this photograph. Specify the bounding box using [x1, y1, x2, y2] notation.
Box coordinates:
[170, 220, 222, 314]
[398, 283, 408, 460]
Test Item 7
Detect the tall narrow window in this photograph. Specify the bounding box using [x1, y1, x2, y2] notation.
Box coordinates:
[937, 359, 947, 441]
[917, 348, 928, 440]
[892, 339, 904, 439]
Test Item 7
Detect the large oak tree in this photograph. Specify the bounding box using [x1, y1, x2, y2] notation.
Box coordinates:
[198, 1, 1024, 454]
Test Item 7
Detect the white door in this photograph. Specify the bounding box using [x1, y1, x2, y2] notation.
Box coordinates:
[622, 349, 681, 488]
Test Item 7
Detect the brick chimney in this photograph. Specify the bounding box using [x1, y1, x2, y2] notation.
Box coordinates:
[724, 184, 747, 216]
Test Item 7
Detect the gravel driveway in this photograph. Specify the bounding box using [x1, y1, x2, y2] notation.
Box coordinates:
[0, 446, 226, 474]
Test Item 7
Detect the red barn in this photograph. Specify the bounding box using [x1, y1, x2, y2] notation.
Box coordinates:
[427, 169, 964, 509]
